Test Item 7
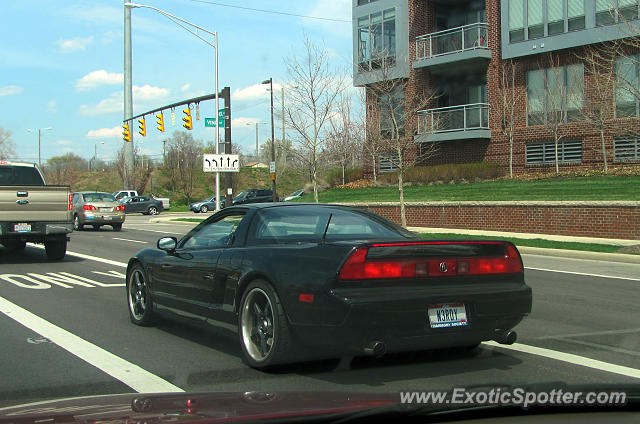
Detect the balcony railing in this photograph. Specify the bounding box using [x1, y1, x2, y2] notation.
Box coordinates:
[415, 23, 489, 61]
[417, 103, 490, 135]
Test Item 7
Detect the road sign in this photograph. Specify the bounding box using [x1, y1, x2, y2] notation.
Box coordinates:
[218, 109, 225, 118]
[270, 161, 276, 173]
[205, 118, 225, 127]
[203, 154, 240, 172]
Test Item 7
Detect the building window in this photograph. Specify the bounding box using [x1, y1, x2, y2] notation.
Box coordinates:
[596, 0, 639, 25]
[379, 154, 399, 172]
[614, 138, 640, 161]
[527, 64, 584, 125]
[508, 0, 586, 42]
[358, 8, 396, 71]
[526, 140, 583, 164]
[380, 88, 405, 138]
[357, 0, 378, 5]
[615, 54, 640, 117]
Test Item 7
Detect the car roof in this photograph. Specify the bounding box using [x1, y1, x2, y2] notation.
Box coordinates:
[76, 191, 113, 194]
[227, 202, 360, 211]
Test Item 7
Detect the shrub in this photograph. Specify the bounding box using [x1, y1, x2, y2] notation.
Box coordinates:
[377, 163, 504, 185]
[325, 167, 364, 187]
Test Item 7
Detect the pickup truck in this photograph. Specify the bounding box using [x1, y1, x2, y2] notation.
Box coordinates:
[0, 161, 73, 260]
[113, 190, 170, 210]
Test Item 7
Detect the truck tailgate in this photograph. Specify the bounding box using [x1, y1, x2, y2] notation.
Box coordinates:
[0, 185, 71, 223]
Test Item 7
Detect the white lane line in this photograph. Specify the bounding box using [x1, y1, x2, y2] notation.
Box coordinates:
[483, 341, 640, 380]
[112, 238, 148, 244]
[28, 244, 127, 268]
[548, 338, 640, 358]
[536, 327, 640, 339]
[524, 267, 640, 282]
[0, 295, 184, 393]
[125, 227, 187, 234]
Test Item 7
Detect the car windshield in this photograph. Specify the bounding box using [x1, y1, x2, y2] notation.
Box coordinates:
[83, 193, 117, 202]
[2, 0, 639, 419]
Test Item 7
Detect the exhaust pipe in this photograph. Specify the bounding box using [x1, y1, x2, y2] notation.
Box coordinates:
[363, 341, 387, 358]
[494, 330, 517, 345]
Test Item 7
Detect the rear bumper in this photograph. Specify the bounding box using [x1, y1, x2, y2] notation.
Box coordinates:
[81, 213, 125, 225]
[0, 222, 73, 241]
[289, 284, 532, 355]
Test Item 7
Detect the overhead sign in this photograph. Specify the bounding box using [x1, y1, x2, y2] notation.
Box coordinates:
[203, 154, 239, 172]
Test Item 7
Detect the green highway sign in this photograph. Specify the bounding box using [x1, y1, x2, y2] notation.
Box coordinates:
[205, 117, 225, 127]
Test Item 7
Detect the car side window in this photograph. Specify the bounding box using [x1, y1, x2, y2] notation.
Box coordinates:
[182, 213, 245, 250]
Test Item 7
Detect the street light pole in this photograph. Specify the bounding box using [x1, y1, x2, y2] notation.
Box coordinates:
[262, 78, 276, 201]
[124, 0, 134, 189]
[27, 127, 52, 168]
[255, 122, 259, 159]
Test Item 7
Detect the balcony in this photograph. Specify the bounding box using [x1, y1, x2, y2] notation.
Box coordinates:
[413, 23, 491, 72]
[416, 103, 491, 142]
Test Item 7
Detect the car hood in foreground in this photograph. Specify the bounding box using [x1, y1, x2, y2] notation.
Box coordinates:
[0, 392, 396, 423]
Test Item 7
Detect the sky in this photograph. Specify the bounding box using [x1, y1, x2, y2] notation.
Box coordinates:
[0, 0, 353, 164]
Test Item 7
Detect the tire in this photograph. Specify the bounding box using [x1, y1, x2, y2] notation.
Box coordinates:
[200, 205, 208, 213]
[73, 215, 83, 231]
[239, 280, 294, 369]
[112, 223, 122, 232]
[45, 238, 67, 260]
[93, 225, 101, 230]
[127, 263, 155, 326]
[3, 240, 26, 250]
[148, 206, 158, 215]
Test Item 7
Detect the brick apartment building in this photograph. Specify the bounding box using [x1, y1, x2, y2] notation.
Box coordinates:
[353, 0, 640, 174]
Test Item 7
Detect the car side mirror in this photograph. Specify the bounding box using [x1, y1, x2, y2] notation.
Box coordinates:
[157, 237, 177, 252]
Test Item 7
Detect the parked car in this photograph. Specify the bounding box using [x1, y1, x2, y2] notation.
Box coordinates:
[190, 196, 225, 213]
[232, 189, 277, 205]
[126, 203, 531, 369]
[0, 161, 72, 259]
[121, 196, 163, 215]
[282, 189, 304, 202]
[113, 190, 138, 201]
[72, 191, 125, 231]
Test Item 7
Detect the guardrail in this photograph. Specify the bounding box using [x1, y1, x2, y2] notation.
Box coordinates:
[417, 103, 490, 134]
[416, 22, 489, 60]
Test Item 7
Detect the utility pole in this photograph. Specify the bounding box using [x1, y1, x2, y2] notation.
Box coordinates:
[222, 86, 232, 208]
[162, 140, 167, 164]
[281, 87, 285, 166]
[123, 0, 134, 189]
[27, 127, 52, 168]
[262, 77, 276, 201]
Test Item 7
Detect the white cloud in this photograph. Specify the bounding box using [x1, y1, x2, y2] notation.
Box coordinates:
[86, 127, 122, 138]
[0, 85, 23, 96]
[305, 0, 351, 37]
[78, 84, 169, 116]
[133, 84, 170, 100]
[181, 83, 191, 92]
[56, 36, 94, 53]
[55, 140, 73, 146]
[101, 31, 119, 45]
[76, 70, 123, 90]
[232, 83, 283, 101]
[231, 117, 260, 127]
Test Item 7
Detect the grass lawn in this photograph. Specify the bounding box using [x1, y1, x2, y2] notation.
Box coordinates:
[310, 176, 640, 203]
[418, 233, 624, 253]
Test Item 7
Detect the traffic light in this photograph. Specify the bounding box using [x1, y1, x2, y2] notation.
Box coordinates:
[156, 112, 165, 132]
[183, 108, 193, 130]
[122, 123, 131, 142]
[138, 117, 146, 137]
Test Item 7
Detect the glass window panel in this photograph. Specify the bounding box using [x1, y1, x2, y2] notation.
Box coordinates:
[509, 0, 524, 29]
[568, 0, 585, 17]
[383, 8, 395, 19]
[618, 0, 637, 6]
[528, 0, 544, 25]
[371, 12, 382, 24]
[547, 0, 564, 21]
[567, 64, 584, 110]
[548, 20, 565, 34]
[357, 16, 368, 27]
[372, 23, 382, 55]
[383, 19, 395, 56]
[596, 0, 615, 11]
[358, 27, 370, 62]
[568, 16, 586, 30]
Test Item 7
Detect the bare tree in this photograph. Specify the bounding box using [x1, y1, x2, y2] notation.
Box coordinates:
[284, 38, 346, 202]
[367, 54, 439, 227]
[577, 45, 619, 170]
[0, 127, 15, 158]
[327, 94, 360, 185]
[115, 146, 151, 194]
[496, 60, 519, 177]
[163, 131, 203, 205]
[43, 154, 88, 186]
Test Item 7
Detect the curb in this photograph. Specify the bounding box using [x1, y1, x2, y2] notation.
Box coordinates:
[149, 217, 202, 224]
[517, 246, 640, 264]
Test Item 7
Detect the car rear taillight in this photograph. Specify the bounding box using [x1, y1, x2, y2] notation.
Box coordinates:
[83, 205, 96, 211]
[338, 243, 523, 280]
[68, 194, 73, 211]
[115, 205, 125, 211]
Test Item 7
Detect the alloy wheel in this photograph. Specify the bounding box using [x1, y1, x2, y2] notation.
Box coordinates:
[128, 269, 147, 321]
[241, 288, 275, 362]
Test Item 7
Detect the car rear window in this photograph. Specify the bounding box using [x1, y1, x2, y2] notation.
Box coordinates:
[83, 193, 117, 202]
[257, 190, 272, 196]
[248, 207, 407, 244]
[0, 166, 45, 186]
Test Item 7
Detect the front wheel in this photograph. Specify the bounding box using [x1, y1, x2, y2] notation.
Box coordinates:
[239, 280, 294, 369]
[200, 205, 208, 213]
[45, 238, 67, 260]
[127, 263, 155, 326]
[147, 206, 158, 215]
[73, 215, 83, 231]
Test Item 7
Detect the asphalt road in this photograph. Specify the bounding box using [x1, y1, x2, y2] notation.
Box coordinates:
[0, 212, 639, 406]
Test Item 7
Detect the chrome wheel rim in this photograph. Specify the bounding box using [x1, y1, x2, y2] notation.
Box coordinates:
[128, 269, 147, 320]
[149, 207, 158, 215]
[241, 288, 274, 362]
[200, 205, 208, 213]
[74, 216, 80, 230]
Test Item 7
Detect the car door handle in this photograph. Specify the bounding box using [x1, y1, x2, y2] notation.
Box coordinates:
[161, 264, 174, 270]
[16, 199, 29, 205]
[203, 273, 215, 280]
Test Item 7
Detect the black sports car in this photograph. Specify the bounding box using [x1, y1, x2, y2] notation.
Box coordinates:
[126, 203, 532, 369]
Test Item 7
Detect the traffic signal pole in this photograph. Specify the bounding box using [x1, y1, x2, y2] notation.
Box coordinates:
[124, 1, 134, 189]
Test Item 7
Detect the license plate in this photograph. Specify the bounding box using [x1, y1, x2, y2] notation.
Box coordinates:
[100, 207, 112, 212]
[102, 216, 112, 220]
[13, 223, 31, 233]
[428, 303, 468, 328]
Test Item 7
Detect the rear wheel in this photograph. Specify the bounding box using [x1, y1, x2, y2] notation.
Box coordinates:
[73, 215, 83, 231]
[127, 263, 155, 326]
[93, 225, 101, 230]
[112, 223, 122, 231]
[239, 280, 294, 369]
[200, 205, 208, 213]
[148, 206, 158, 215]
[45, 238, 67, 260]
